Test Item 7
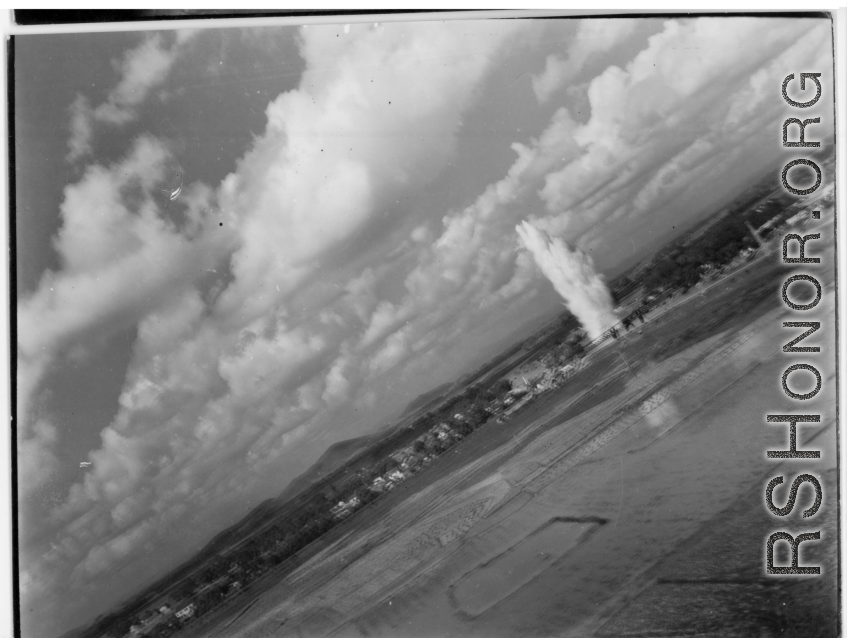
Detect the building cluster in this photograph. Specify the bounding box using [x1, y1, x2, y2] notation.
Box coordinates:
[109, 377, 522, 637]
[329, 422, 469, 521]
[505, 358, 583, 411]
[330, 495, 362, 520]
[118, 570, 246, 638]
[123, 604, 179, 637]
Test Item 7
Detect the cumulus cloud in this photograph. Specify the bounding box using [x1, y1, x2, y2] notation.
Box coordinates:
[67, 94, 95, 163]
[66, 31, 196, 162]
[214, 21, 530, 323]
[18, 419, 60, 495]
[536, 17, 833, 257]
[532, 18, 637, 103]
[18, 138, 230, 515]
[345, 105, 585, 365]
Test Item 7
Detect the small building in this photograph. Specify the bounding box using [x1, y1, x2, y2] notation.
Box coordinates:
[176, 603, 196, 621]
[434, 422, 456, 440]
[331, 495, 362, 519]
[786, 211, 808, 226]
[389, 446, 415, 465]
[158, 605, 171, 615]
[436, 426, 457, 441]
[330, 501, 350, 518]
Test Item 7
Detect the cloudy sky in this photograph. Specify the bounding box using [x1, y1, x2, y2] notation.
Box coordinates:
[14, 14, 834, 637]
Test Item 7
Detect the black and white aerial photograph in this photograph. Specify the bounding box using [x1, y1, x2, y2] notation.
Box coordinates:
[11, 10, 841, 638]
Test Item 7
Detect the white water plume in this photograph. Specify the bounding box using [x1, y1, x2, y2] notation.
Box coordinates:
[516, 221, 617, 339]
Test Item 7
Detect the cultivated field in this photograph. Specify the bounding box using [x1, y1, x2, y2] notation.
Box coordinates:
[186, 245, 838, 638]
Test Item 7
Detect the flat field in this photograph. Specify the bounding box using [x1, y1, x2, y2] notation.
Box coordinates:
[185, 246, 838, 638]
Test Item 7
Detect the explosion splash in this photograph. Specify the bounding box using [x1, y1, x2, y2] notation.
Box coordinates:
[516, 221, 617, 339]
